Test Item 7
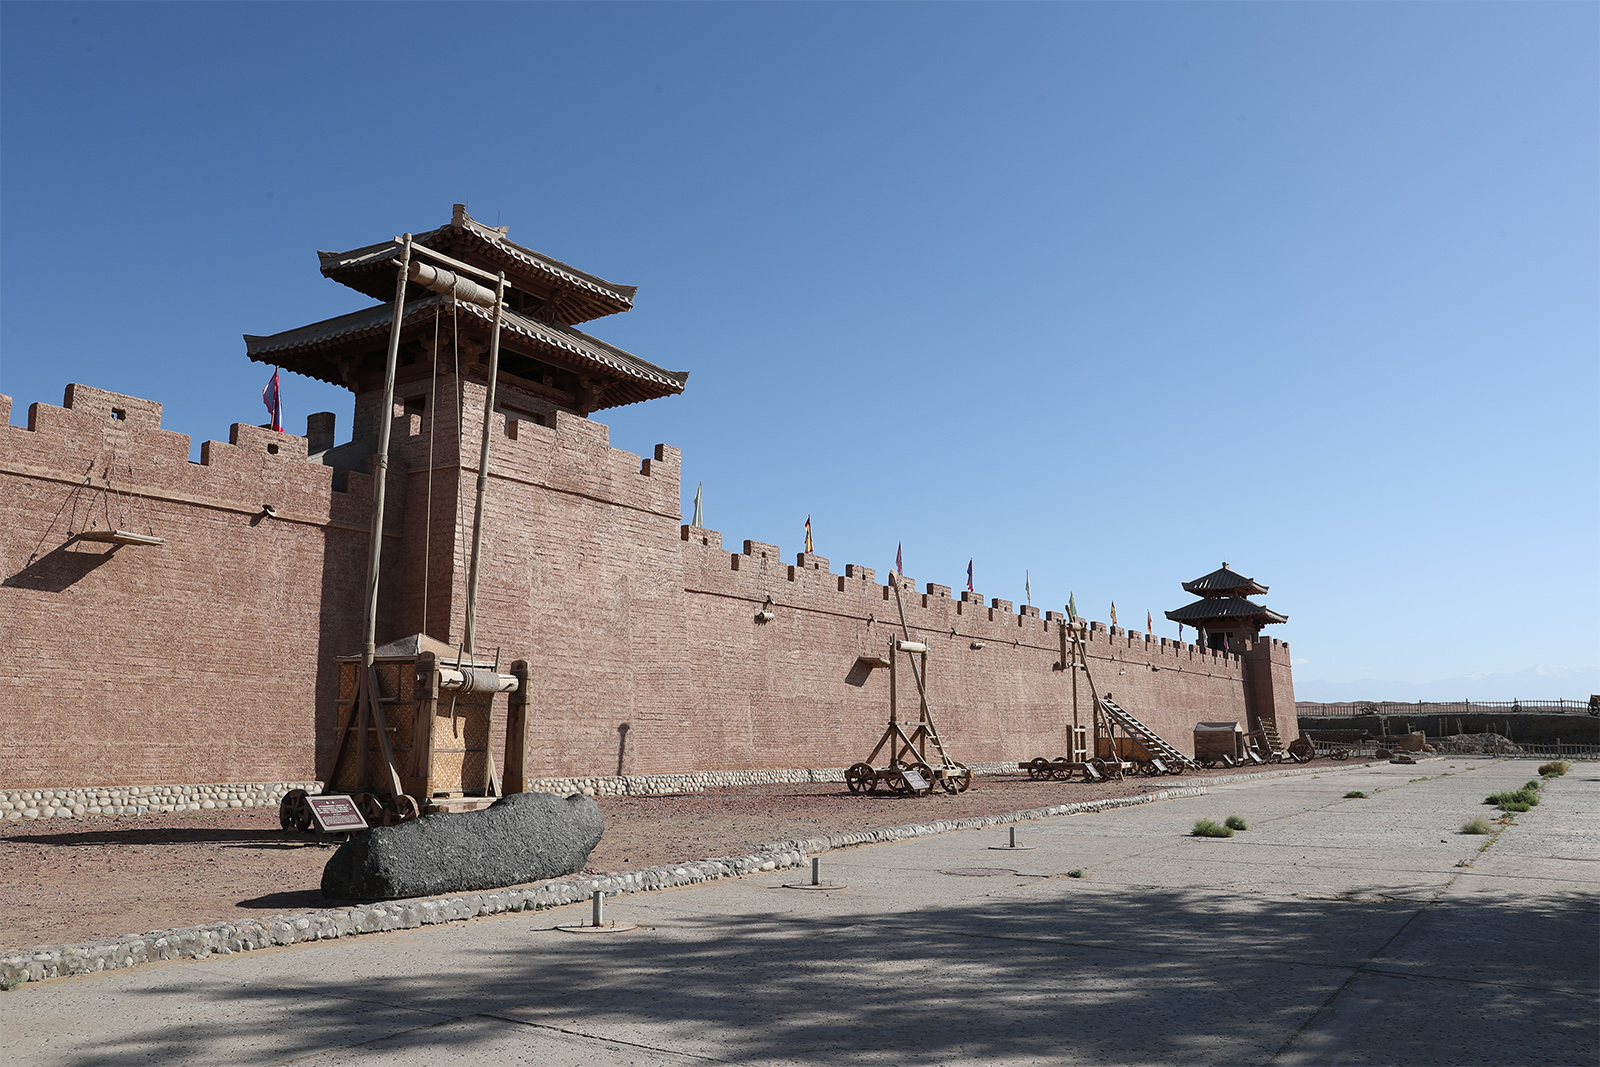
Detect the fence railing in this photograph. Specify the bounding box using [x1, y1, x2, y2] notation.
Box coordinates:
[1298, 699, 1596, 717]
[1429, 738, 1599, 761]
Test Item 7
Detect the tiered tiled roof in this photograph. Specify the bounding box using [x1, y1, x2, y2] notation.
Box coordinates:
[245, 205, 687, 414]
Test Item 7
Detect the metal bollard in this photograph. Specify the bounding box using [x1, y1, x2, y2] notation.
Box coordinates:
[1009, 827, 1017, 849]
[812, 857, 821, 886]
[592, 890, 604, 927]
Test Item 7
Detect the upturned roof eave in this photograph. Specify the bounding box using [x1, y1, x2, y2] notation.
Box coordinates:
[243, 297, 687, 405]
[316, 212, 637, 322]
[1164, 598, 1287, 625]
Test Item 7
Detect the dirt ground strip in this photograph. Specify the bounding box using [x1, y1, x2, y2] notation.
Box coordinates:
[0, 762, 1367, 953]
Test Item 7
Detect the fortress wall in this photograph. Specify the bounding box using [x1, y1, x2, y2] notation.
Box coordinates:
[670, 532, 1250, 772]
[1, 380, 1290, 791]
[0, 385, 415, 788]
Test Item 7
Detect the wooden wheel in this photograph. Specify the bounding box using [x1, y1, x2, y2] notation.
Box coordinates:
[383, 793, 420, 826]
[1091, 757, 1121, 781]
[354, 792, 386, 826]
[1139, 761, 1162, 777]
[886, 770, 911, 794]
[1168, 760, 1186, 775]
[278, 788, 313, 832]
[1331, 747, 1351, 761]
[846, 762, 877, 794]
[1049, 757, 1072, 780]
[940, 762, 972, 794]
[1288, 738, 1315, 763]
[1024, 757, 1049, 781]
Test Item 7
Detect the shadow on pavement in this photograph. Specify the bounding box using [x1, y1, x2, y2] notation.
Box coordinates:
[57, 885, 1599, 1066]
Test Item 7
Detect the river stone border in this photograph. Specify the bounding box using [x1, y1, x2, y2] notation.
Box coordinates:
[0, 762, 1025, 822]
[0, 758, 1390, 988]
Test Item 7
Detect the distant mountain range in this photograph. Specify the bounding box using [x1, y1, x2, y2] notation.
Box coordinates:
[1297, 665, 1599, 704]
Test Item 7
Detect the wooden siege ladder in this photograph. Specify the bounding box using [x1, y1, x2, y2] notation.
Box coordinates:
[1065, 622, 1198, 771]
[1096, 695, 1200, 770]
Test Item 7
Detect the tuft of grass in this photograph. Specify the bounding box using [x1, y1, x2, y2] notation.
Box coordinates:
[1344, 790, 1368, 799]
[1460, 816, 1495, 835]
[1224, 814, 1249, 831]
[1192, 818, 1233, 838]
[1538, 761, 1569, 777]
[1066, 868, 1085, 878]
[1486, 788, 1540, 811]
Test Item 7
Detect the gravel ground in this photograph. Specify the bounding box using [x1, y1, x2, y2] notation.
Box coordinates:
[0, 762, 1367, 953]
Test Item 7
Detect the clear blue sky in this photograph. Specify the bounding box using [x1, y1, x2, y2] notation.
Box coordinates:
[3, 3, 1595, 697]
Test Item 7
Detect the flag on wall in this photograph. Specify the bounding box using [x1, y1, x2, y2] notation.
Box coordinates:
[1147, 610, 1153, 634]
[804, 515, 813, 554]
[1110, 601, 1118, 627]
[691, 482, 703, 527]
[1068, 592, 1077, 620]
[1178, 622, 1184, 642]
[262, 368, 283, 433]
[1025, 571, 1032, 606]
[895, 542, 903, 577]
[967, 560, 974, 592]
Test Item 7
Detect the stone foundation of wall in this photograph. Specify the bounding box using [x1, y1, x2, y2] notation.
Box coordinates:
[0, 762, 1024, 821]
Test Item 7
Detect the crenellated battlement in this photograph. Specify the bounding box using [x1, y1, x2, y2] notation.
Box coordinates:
[675, 525, 1243, 674]
[0, 385, 382, 532]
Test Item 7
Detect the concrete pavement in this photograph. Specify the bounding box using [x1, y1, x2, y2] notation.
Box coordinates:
[3, 759, 1594, 1065]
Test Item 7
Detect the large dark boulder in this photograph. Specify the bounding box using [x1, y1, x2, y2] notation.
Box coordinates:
[321, 792, 604, 901]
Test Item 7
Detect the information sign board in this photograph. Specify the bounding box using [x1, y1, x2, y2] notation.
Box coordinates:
[900, 767, 928, 792]
[308, 795, 369, 833]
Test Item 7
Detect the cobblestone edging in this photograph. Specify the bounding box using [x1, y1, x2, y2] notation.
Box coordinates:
[0, 782, 322, 821]
[3, 763, 1026, 820]
[527, 760, 1020, 798]
[0, 784, 1201, 989]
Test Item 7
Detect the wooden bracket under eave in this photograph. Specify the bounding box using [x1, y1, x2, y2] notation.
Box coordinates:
[855, 655, 890, 670]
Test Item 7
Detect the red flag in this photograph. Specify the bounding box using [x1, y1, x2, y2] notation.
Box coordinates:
[895, 543, 903, 577]
[1147, 610, 1153, 635]
[262, 368, 283, 432]
[966, 560, 974, 592]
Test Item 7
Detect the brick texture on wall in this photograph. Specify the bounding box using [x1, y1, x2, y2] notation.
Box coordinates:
[0, 380, 1295, 791]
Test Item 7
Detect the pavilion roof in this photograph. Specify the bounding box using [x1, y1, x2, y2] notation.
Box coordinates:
[1164, 598, 1287, 625]
[244, 294, 687, 411]
[317, 205, 637, 326]
[1181, 563, 1268, 598]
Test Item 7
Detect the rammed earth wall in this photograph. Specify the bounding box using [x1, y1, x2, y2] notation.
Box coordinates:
[0, 382, 1296, 796]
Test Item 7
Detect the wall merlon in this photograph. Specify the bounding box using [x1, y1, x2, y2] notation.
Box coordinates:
[794, 552, 830, 573]
[844, 564, 875, 583]
[228, 423, 310, 462]
[0, 394, 11, 425]
[991, 598, 1013, 614]
[1020, 605, 1040, 619]
[681, 525, 721, 549]
[743, 540, 780, 561]
[63, 384, 163, 428]
[961, 590, 982, 604]
[927, 584, 952, 599]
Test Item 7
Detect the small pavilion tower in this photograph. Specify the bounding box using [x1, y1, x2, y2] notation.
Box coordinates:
[1165, 563, 1286, 652]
